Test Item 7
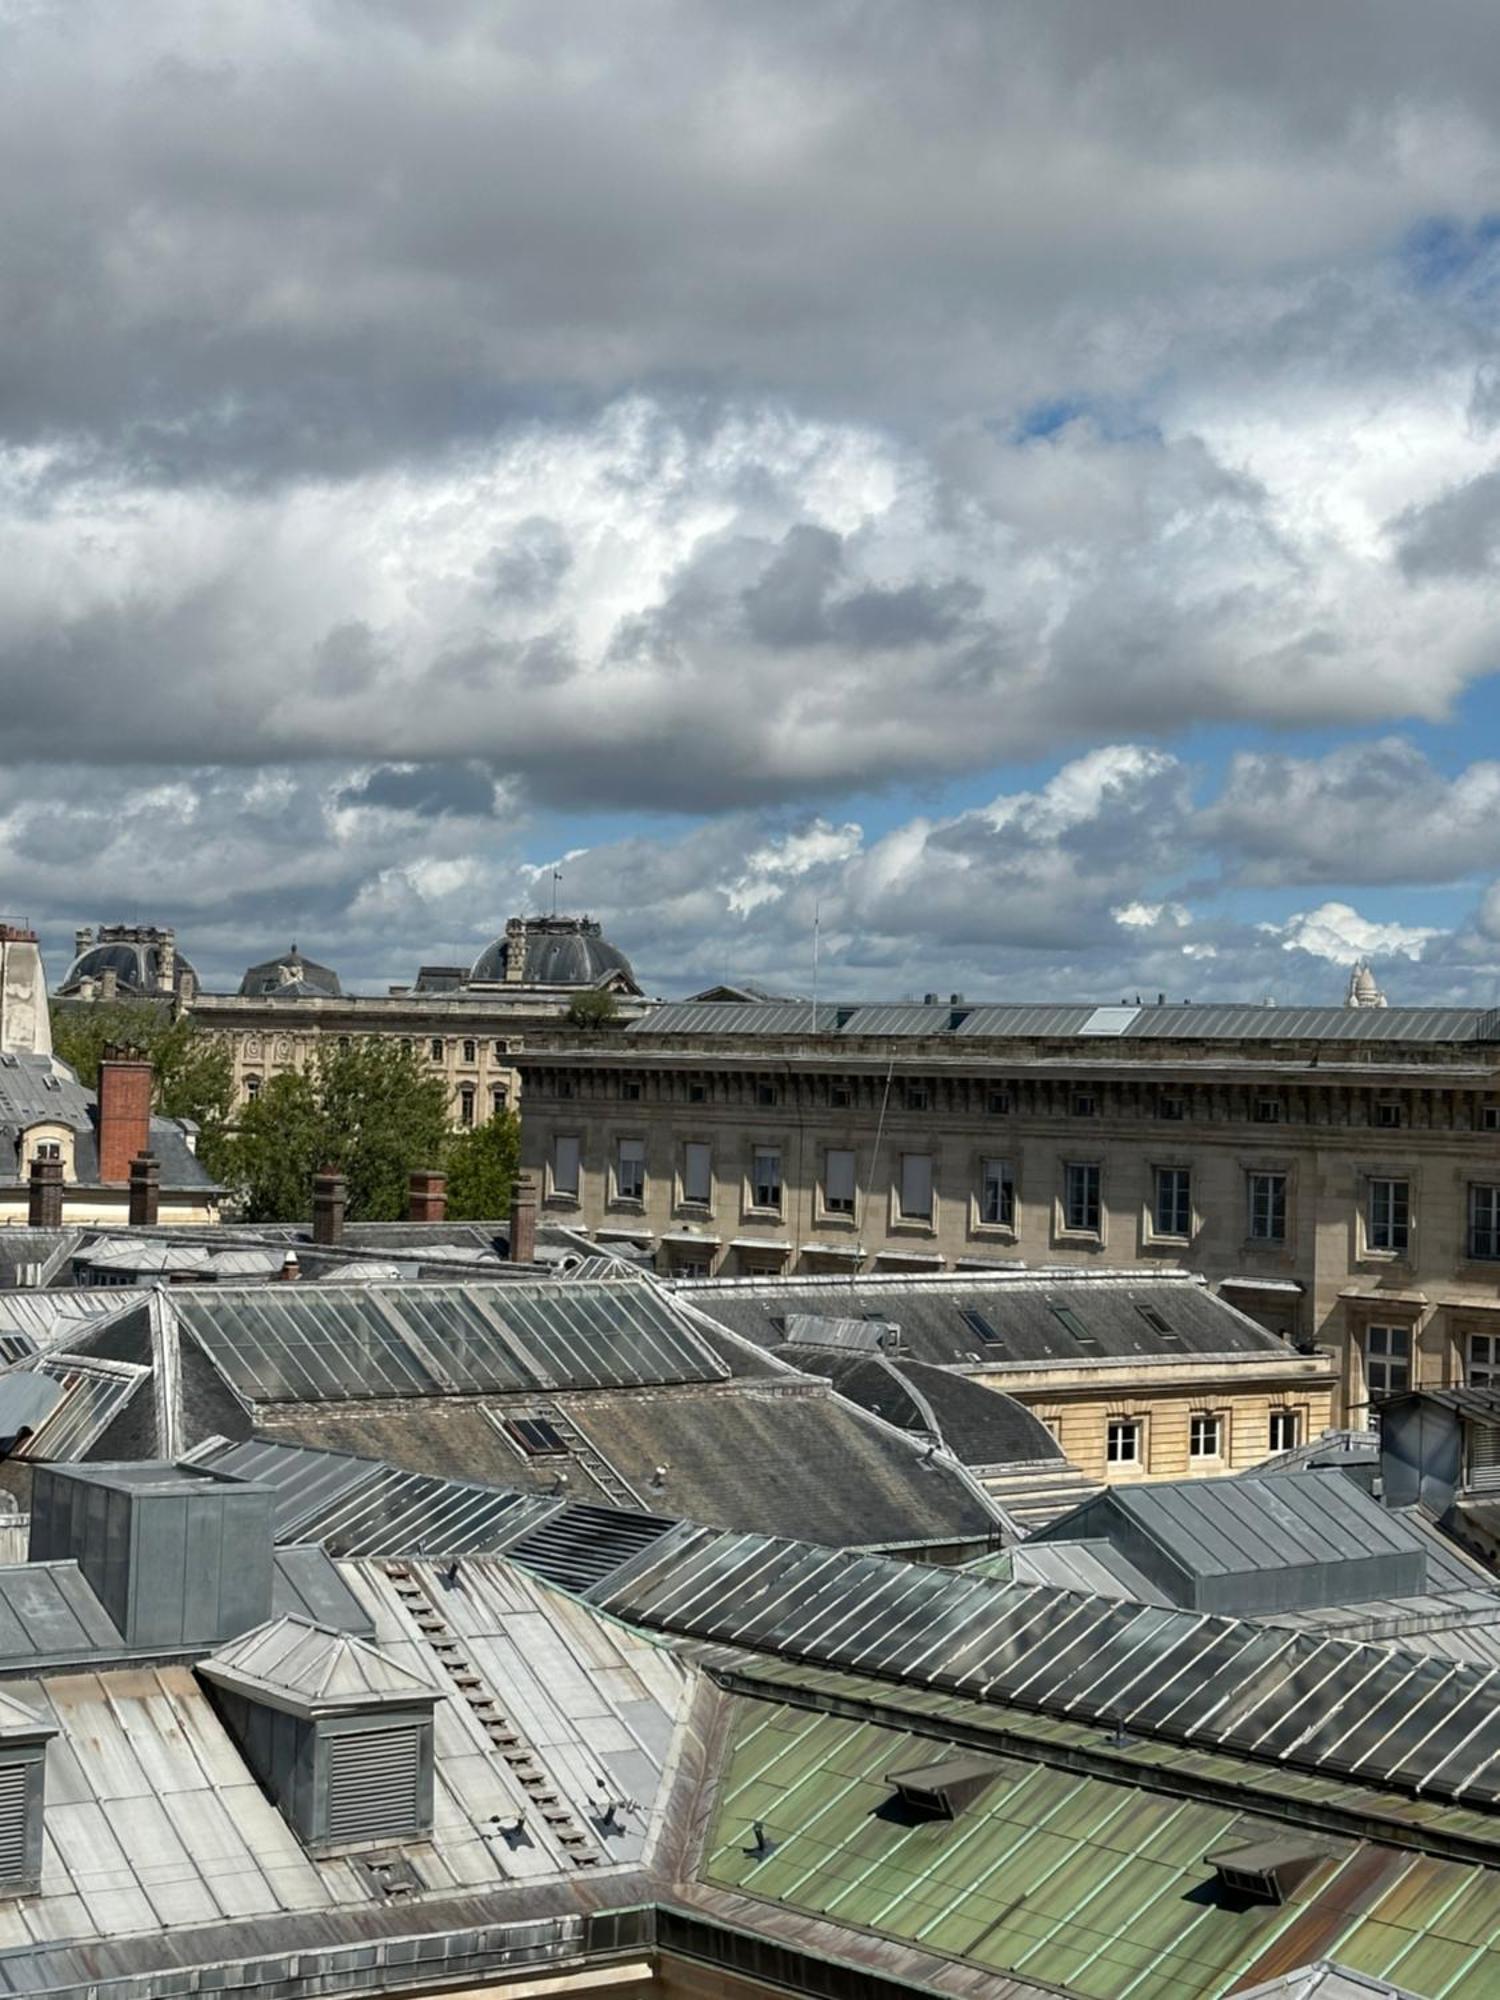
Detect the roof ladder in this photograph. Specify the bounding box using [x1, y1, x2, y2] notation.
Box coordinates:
[381, 1563, 602, 1866]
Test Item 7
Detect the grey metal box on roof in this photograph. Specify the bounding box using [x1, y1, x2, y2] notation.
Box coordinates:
[28, 1461, 274, 1649]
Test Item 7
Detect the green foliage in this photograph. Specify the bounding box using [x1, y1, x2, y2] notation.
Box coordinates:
[565, 986, 619, 1028]
[216, 1037, 450, 1223]
[443, 1110, 521, 1220]
[50, 1001, 236, 1172]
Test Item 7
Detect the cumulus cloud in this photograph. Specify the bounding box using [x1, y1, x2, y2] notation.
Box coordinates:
[2, 6, 1500, 983]
[1257, 901, 1441, 964]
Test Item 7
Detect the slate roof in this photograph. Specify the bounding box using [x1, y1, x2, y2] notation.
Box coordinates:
[238, 946, 342, 998]
[470, 917, 636, 989]
[676, 1268, 1290, 1368]
[0, 1053, 217, 1193]
[776, 1347, 1064, 1466]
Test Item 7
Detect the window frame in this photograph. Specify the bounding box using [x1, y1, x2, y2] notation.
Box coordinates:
[1062, 1160, 1101, 1237]
[1268, 1409, 1301, 1453]
[1367, 1176, 1411, 1256]
[750, 1146, 783, 1215]
[822, 1147, 857, 1218]
[978, 1156, 1015, 1231]
[1106, 1417, 1143, 1466]
[1188, 1412, 1223, 1460]
[1247, 1169, 1288, 1243]
[613, 1136, 646, 1205]
[680, 1140, 713, 1208]
[1469, 1332, 1500, 1389]
[1152, 1165, 1191, 1241]
[549, 1133, 581, 1202]
[897, 1151, 935, 1224]
[1364, 1321, 1411, 1402]
[1470, 1183, 1500, 1261]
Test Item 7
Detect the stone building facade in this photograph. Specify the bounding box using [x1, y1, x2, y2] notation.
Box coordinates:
[57, 917, 647, 1129]
[515, 995, 1500, 1425]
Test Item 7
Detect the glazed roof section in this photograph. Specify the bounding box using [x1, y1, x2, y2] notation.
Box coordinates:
[628, 998, 1498, 1044]
[170, 1277, 733, 1402]
[585, 1525, 1500, 1809]
[677, 1269, 1290, 1368]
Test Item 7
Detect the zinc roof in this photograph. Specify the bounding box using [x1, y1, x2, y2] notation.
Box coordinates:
[201, 1614, 439, 1714]
[587, 1525, 1500, 1809]
[705, 1696, 1500, 2000]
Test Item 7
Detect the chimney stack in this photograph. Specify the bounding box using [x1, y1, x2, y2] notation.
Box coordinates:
[508, 1172, 538, 1263]
[128, 1152, 160, 1228]
[27, 1158, 63, 1229]
[157, 931, 176, 995]
[312, 1170, 346, 1246]
[0, 924, 51, 1059]
[408, 1170, 447, 1223]
[97, 1048, 153, 1186]
[277, 1251, 301, 1282]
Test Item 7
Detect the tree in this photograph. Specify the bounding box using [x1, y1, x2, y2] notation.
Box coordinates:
[443, 1110, 521, 1220]
[214, 1037, 450, 1223]
[50, 1000, 235, 1173]
[566, 986, 619, 1028]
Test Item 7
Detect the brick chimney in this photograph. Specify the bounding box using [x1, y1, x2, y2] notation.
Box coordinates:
[312, 1170, 346, 1246]
[407, 1170, 447, 1223]
[97, 1049, 153, 1186]
[128, 1153, 160, 1228]
[27, 1158, 63, 1229]
[508, 1172, 538, 1263]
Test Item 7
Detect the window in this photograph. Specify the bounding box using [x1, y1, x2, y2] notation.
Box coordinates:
[672, 1256, 711, 1278]
[458, 1085, 475, 1128]
[1375, 1100, 1403, 1129]
[756, 1083, 778, 1107]
[1254, 1098, 1283, 1124]
[1063, 1162, 1100, 1234]
[689, 1082, 707, 1104]
[1153, 1166, 1191, 1239]
[980, 1158, 1015, 1228]
[1189, 1413, 1222, 1459]
[1072, 1092, 1097, 1117]
[557, 1079, 574, 1099]
[898, 1153, 933, 1221]
[682, 1141, 712, 1206]
[400, 1038, 413, 1052]
[1248, 1171, 1287, 1242]
[33, 1140, 60, 1160]
[492, 1040, 506, 1062]
[551, 1134, 580, 1199]
[1368, 1177, 1410, 1254]
[1483, 1104, 1500, 1132]
[615, 1137, 645, 1202]
[1470, 1184, 1500, 1260]
[462, 1039, 477, 1064]
[905, 1082, 930, 1111]
[429, 1038, 444, 1061]
[621, 1079, 642, 1101]
[490, 1084, 508, 1117]
[824, 1148, 856, 1215]
[1470, 1334, 1500, 1389]
[960, 1308, 1000, 1344]
[1158, 1095, 1186, 1121]
[501, 1415, 569, 1456]
[244, 1077, 261, 1102]
[1107, 1418, 1142, 1465]
[752, 1148, 782, 1212]
[830, 1084, 851, 1109]
[987, 1089, 1011, 1115]
[1268, 1409, 1300, 1453]
[1365, 1323, 1410, 1400]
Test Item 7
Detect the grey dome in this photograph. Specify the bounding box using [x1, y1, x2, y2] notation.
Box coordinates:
[239, 946, 342, 999]
[60, 938, 197, 998]
[469, 917, 636, 989]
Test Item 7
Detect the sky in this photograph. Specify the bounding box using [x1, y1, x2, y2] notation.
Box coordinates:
[5, 3, 1500, 1002]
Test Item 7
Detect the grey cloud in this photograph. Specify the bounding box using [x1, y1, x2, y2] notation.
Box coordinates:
[335, 763, 502, 819]
[1395, 468, 1500, 578]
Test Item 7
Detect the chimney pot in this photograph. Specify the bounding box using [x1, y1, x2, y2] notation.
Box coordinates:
[27, 1157, 63, 1229]
[407, 1169, 447, 1224]
[97, 1053, 154, 1185]
[508, 1172, 538, 1263]
[127, 1152, 160, 1228]
[312, 1169, 346, 1246]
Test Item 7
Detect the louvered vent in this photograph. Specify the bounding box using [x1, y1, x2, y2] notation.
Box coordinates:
[0, 1765, 27, 1885]
[325, 1727, 423, 1845]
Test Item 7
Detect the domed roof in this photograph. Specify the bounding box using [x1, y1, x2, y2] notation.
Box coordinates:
[58, 926, 197, 999]
[239, 945, 342, 999]
[469, 916, 637, 990]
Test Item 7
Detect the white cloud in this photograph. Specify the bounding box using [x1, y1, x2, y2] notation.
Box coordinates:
[1258, 900, 1441, 963]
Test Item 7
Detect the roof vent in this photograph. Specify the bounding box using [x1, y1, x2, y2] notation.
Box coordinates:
[199, 1616, 439, 1852]
[0, 1694, 55, 1898]
[885, 1754, 1000, 1820]
[1205, 1839, 1326, 1906]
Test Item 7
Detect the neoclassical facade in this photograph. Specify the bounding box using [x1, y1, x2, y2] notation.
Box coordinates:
[57, 917, 648, 1128]
[515, 991, 1500, 1424]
